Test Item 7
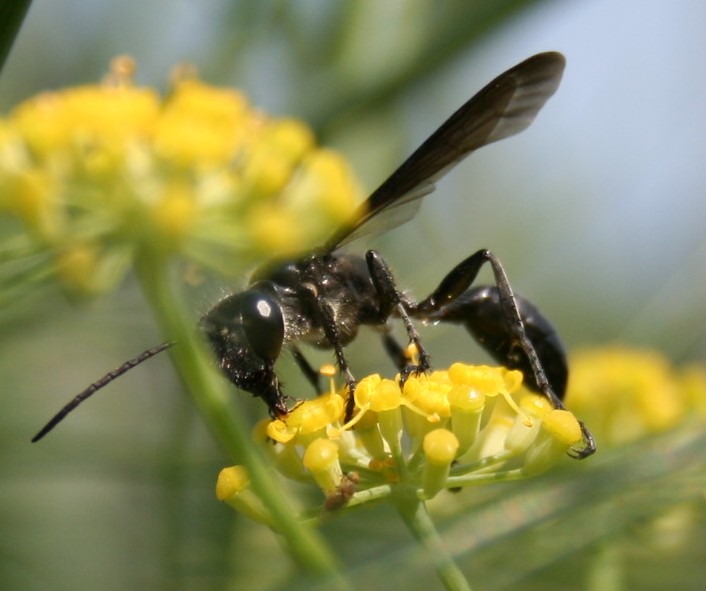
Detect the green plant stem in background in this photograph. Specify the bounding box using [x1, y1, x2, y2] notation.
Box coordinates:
[312, 0, 547, 139]
[134, 253, 351, 590]
[586, 541, 623, 591]
[0, 0, 32, 74]
[393, 487, 473, 591]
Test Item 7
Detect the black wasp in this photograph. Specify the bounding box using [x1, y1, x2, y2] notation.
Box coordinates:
[33, 52, 595, 458]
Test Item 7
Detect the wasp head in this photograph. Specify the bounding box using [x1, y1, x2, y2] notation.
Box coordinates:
[200, 288, 289, 417]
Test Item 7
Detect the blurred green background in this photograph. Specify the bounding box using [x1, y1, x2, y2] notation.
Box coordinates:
[2, 1, 706, 590]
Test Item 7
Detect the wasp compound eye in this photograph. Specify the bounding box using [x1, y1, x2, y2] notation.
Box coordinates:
[240, 291, 285, 361]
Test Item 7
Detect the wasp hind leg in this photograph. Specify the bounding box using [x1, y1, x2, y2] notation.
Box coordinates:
[411, 248, 595, 459]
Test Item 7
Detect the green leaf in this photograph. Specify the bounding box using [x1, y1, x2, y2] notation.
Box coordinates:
[0, 1, 32, 75]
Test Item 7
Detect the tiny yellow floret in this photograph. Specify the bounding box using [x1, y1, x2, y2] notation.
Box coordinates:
[303, 438, 339, 472]
[520, 393, 553, 417]
[541, 409, 582, 445]
[423, 429, 459, 464]
[216, 466, 250, 501]
[266, 419, 296, 443]
[369, 379, 403, 412]
[303, 438, 343, 493]
[447, 383, 486, 412]
[56, 243, 101, 294]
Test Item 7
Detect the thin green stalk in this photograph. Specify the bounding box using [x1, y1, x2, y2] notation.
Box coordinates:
[134, 255, 351, 589]
[586, 540, 624, 591]
[393, 488, 473, 591]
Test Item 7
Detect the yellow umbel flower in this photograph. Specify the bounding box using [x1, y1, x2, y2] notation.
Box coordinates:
[565, 347, 706, 446]
[218, 362, 586, 518]
[0, 56, 361, 296]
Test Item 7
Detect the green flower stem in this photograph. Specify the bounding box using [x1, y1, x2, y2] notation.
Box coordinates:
[392, 487, 473, 591]
[586, 540, 624, 591]
[135, 255, 350, 589]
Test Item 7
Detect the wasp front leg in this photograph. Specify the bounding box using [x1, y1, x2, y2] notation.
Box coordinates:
[290, 345, 324, 395]
[299, 283, 359, 421]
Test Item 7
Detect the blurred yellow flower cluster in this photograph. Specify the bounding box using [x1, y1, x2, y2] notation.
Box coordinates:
[566, 346, 706, 446]
[0, 56, 360, 296]
[217, 362, 584, 520]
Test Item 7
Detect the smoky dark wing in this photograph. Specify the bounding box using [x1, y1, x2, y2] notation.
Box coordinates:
[324, 51, 565, 250]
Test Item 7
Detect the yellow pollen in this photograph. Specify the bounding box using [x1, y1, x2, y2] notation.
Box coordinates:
[405, 343, 419, 365]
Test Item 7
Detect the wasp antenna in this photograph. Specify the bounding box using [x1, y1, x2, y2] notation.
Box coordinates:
[31, 342, 174, 443]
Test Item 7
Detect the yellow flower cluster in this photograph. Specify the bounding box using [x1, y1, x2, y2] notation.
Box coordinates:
[217, 363, 584, 519]
[565, 346, 706, 446]
[0, 56, 360, 296]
